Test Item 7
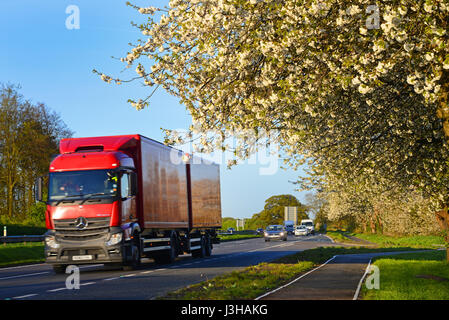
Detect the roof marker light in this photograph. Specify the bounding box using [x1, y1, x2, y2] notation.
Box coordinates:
[182, 153, 191, 163]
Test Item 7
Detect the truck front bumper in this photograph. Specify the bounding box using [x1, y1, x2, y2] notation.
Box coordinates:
[44, 228, 124, 265]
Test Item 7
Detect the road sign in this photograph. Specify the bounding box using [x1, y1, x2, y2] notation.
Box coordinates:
[284, 207, 297, 225]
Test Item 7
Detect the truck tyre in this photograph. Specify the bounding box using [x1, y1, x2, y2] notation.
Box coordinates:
[123, 234, 141, 271]
[154, 236, 177, 264]
[52, 265, 66, 274]
[192, 236, 206, 258]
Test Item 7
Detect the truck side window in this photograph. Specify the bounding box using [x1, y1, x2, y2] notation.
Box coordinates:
[121, 173, 130, 198]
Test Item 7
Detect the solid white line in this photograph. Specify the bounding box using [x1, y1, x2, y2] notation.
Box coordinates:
[0, 263, 46, 271]
[323, 235, 335, 243]
[79, 264, 103, 269]
[0, 271, 50, 280]
[47, 287, 66, 292]
[254, 255, 337, 300]
[13, 293, 38, 299]
[104, 277, 120, 281]
[353, 258, 372, 300]
[80, 281, 96, 286]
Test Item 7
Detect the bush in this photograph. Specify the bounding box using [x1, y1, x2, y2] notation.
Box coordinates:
[26, 202, 46, 226]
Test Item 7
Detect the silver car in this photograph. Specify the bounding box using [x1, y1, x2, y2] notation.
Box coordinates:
[264, 225, 287, 241]
[294, 225, 309, 236]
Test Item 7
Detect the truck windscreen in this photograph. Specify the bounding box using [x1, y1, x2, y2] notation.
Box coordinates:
[48, 169, 118, 200]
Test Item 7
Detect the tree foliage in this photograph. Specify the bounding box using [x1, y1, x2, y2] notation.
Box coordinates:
[98, 1, 449, 245]
[0, 84, 73, 224]
[246, 194, 309, 228]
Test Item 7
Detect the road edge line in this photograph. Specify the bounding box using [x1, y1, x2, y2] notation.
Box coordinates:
[353, 258, 372, 300]
[254, 255, 337, 300]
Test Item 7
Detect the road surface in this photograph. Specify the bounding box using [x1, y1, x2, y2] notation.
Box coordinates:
[0, 234, 333, 300]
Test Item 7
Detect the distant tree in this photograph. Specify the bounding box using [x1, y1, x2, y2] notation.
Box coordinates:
[221, 217, 236, 230]
[0, 84, 73, 222]
[304, 192, 328, 231]
[247, 194, 308, 228]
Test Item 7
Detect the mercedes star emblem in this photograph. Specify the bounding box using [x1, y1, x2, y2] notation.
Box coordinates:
[75, 216, 88, 230]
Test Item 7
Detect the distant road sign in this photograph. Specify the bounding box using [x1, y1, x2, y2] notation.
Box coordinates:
[284, 207, 297, 225]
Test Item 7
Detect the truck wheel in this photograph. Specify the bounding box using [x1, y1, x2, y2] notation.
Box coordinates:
[154, 236, 177, 264]
[123, 235, 141, 270]
[192, 236, 206, 258]
[205, 235, 212, 257]
[52, 265, 66, 274]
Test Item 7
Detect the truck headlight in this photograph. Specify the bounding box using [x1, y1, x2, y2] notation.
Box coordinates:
[45, 235, 60, 249]
[280, 232, 284, 236]
[106, 233, 122, 246]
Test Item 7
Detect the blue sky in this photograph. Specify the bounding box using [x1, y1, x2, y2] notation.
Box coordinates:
[0, 1, 309, 219]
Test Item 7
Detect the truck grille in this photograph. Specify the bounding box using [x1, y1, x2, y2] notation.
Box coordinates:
[54, 217, 110, 241]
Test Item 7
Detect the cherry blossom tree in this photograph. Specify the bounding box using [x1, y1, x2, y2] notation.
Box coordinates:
[96, 0, 449, 256]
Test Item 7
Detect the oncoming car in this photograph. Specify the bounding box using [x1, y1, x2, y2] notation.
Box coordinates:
[294, 225, 309, 236]
[264, 225, 287, 242]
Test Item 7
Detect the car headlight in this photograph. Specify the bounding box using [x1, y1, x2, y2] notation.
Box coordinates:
[264, 232, 268, 237]
[45, 235, 60, 249]
[280, 232, 284, 236]
[106, 232, 122, 246]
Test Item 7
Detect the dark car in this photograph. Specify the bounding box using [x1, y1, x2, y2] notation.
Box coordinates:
[264, 225, 287, 242]
[256, 228, 264, 235]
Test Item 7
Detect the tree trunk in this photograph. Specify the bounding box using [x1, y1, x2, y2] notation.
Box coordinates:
[435, 71, 449, 262]
[435, 206, 449, 262]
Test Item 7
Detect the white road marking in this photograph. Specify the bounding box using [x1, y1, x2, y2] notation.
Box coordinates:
[140, 270, 154, 274]
[0, 271, 50, 280]
[353, 258, 372, 300]
[12, 293, 38, 299]
[0, 263, 46, 271]
[122, 273, 136, 277]
[47, 287, 66, 292]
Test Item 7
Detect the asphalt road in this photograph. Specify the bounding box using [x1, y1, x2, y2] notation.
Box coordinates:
[0, 234, 333, 300]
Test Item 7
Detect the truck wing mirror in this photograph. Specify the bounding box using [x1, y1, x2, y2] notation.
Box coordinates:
[34, 176, 43, 202]
[130, 172, 138, 196]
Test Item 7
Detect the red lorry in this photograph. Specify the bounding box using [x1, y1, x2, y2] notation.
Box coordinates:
[35, 134, 222, 273]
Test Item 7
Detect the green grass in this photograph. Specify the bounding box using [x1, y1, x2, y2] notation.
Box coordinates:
[0, 242, 45, 267]
[351, 233, 445, 248]
[362, 250, 449, 300]
[218, 234, 261, 242]
[325, 231, 354, 243]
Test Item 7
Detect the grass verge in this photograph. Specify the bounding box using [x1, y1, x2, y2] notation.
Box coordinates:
[218, 234, 262, 242]
[351, 233, 445, 248]
[0, 242, 45, 267]
[325, 231, 354, 243]
[362, 250, 449, 300]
